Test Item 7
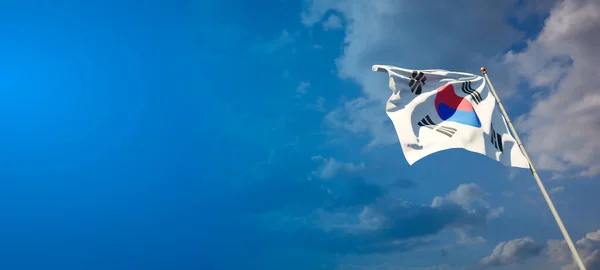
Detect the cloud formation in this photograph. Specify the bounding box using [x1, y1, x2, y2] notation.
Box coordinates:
[548, 229, 600, 270]
[238, 156, 500, 257]
[505, 0, 600, 176]
[550, 186, 565, 194]
[431, 183, 489, 210]
[480, 228, 600, 269]
[296, 81, 310, 94]
[252, 30, 296, 54]
[431, 183, 503, 244]
[302, 0, 531, 148]
[480, 237, 544, 267]
[322, 14, 343, 30]
[302, 0, 600, 178]
[321, 183, 498, 253]
[311, 155, 366, 179]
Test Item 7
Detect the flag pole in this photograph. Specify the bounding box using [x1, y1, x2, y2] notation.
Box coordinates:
[480, 67, 587, 270]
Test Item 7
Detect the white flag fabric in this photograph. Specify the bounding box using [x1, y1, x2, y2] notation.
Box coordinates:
[372, 64, 529, 168]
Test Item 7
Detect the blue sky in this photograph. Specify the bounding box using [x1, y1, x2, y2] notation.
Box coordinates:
[1, 0, 600, 269]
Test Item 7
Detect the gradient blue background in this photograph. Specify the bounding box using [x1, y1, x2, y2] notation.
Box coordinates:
[0, 1, 598, 270]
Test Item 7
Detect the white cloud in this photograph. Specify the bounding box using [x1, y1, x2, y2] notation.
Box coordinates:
[505, 0, 600, 176]
[304, 96, 326, 112]
[550, 186, 565, 194]
[431, 183, 489, 210]
[547, 239, 573, 264]
[311, 155, 365, 179]
[456, 230, 486, 245]
[547, 229, 600, 270]
[301, 0, 529, 148]
[322, 14, 343, 30]
[314, 96, 326, 111]
[323, 97, 398, 148]
[430, 183, 502, 244]
[303, 0, 525, 98]
[319, 183, 500, 243]
[302, 0, 600, 177]
[252, 30, 296, 54]
[312, 183, 510, 268]
[480, 237, 545, 267]
[296, 81, 310, 94]
[481, 229, 600, 269]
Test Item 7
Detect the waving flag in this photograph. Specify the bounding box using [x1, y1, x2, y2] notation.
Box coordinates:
[373, 65, 529, 168]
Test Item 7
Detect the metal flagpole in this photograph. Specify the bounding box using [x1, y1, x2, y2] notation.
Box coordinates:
[480, 67, 587, 270]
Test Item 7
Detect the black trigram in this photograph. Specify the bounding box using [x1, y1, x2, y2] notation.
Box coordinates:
[417, 115, 458, 138]
[408, 71, 427, 95]
[490, 125, 504, 152]
[462, 81, 482, 104]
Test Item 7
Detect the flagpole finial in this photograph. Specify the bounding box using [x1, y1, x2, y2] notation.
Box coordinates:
[480, 67, 487, 74]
